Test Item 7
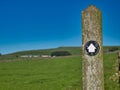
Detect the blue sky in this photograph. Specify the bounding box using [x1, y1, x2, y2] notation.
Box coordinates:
[0, 0, 120, 54]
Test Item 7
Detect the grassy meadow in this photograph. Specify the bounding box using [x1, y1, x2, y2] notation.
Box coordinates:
[0, 47, 120, 90]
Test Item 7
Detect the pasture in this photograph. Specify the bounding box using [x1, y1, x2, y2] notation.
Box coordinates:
[0, 53, 119, 90]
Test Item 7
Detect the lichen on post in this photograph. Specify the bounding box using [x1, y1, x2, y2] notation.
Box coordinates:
[82, 5, 104, 90]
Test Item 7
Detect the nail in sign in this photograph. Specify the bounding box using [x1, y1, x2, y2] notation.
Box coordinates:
[84, 40, 100, 56]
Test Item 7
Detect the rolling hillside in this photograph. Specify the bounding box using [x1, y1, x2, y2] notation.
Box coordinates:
[0, 46, 120, 61]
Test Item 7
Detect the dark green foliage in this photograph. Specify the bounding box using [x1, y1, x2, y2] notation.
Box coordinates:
[51, 51, 71, 56]
[16, 55, 19, 58]
[0, 53, 2, 56]
[109, 47, 119, 52]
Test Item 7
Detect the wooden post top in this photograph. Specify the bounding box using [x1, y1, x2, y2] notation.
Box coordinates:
[82, 5, 101, 14]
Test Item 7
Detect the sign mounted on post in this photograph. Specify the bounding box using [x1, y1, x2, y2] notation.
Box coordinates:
[84, 40, 100, 56]
[82, 5, 104, 90]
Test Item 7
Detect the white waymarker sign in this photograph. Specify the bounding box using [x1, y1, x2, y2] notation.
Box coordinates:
[84, 40, 100, 56]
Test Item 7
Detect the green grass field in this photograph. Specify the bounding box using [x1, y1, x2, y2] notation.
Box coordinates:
[0, 53, 119, 90]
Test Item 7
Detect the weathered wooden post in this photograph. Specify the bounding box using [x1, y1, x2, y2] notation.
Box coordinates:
[118, 51, 120, 84]
[82, 5, 104, 90]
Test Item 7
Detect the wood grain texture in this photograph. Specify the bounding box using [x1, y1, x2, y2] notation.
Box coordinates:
[82, 5, 104, 90]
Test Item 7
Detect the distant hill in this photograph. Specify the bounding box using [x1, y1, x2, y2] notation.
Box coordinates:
[8, 47, 82, 56]
[0, 46, 120, 60]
